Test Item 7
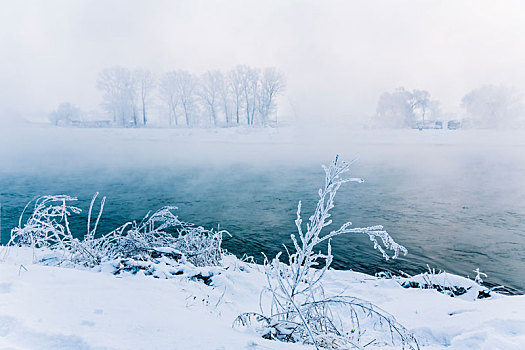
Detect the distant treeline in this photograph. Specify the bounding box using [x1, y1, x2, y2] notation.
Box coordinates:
[50, 65, 285, 128]
[50, 70, 524, 130]
[373, 85, 525, 129]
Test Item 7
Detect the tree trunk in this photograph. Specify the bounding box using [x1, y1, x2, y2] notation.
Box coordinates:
[170, 104, 178, 126]
[224, 103, 230, 125]
[250, 93, 257, 125]
[211, 107, 217, 127]
[142, 98, 147, 126]
[245, 96, 250, 125]
[184, 104, 190, 126]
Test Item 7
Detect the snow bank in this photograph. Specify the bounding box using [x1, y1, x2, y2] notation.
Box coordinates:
[1, 247, 524, 350]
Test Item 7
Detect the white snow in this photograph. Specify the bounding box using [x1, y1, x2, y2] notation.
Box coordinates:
[1, 247, 524, 350]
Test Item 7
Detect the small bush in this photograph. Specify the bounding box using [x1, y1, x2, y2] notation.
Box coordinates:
[235, 156, 418, 349]
[7, 193, 229, 269]
[400, 266, 496, 300]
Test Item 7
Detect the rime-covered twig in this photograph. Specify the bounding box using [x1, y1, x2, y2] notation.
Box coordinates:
[236, 156, 417, 349]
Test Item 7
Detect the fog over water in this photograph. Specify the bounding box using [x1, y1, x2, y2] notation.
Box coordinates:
[1, 126, 524, 293]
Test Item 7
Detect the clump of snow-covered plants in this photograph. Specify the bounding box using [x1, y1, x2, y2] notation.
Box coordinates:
[5, 193, 228, 273]
[398, 266, 496, 300]
[234, 156, 418, 349]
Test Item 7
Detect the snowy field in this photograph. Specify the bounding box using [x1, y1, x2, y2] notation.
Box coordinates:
[1, 247, 525, 350]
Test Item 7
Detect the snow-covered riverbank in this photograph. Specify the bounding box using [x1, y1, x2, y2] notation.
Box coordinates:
[1, 128, 524, 349]
[1, 246, 524, 350]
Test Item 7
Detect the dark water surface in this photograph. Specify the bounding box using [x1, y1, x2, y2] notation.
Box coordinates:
[1, 129, 524, 293]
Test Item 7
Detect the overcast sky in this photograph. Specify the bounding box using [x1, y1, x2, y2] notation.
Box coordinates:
[1, 0, 525, 122]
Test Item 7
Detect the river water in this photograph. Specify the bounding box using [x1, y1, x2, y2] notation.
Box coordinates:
[1, 126, 524, 293]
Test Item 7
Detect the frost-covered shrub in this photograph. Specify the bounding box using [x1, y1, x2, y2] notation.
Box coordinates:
[235, 156, 417, 349]
[9, 195, 81, 250]
[7, 193, 228, 268]
[400, 266, 496, 300]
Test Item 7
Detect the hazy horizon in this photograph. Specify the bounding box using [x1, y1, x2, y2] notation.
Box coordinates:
[2, 0, 525, 124]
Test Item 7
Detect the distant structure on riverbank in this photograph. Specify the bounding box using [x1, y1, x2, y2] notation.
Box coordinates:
[70, 120, 111, 128]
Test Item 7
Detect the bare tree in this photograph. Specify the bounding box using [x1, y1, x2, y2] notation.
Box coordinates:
[49, 102, 82, 126]
[246, 66, 260, 125]
[374, 87, 439, 128]
[97, 66, 137, 126]
[235, 65, 260, 125]
[198, 70, 222, 126]
[177, 70, 198, 126]
[216, 71, 233, 125]
[461, 85, 525, 128]
[159, 71, 180, 126]
[374, 87, 415, 128]
[228, 67, 245, 125]
[134, 69, 155, 126]
[410, 89, 431, 122]
[257, 68, 285, 125]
